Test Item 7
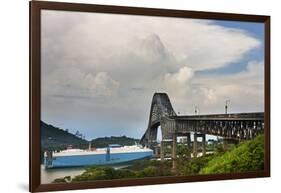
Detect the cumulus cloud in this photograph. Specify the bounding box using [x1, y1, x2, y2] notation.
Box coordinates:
[188, 61, 264, 114]
[160, 67, 194, 101]
[41, 10, 264, 138]
[42, 67, 119, 99]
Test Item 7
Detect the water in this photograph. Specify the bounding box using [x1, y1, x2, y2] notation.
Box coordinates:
[40, 165, 86, 184]
[40, 164, 131, 184]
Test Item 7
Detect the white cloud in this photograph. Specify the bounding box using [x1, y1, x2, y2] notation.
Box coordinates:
[42, 67, 119, 98]
[90, 72, 119, 97]
[41, 10, 260, 77]
[40, 10, 264, 138]
[160, 67, 194, 101]
[165, 67, 194, 85]
[188, 61, 264, 114]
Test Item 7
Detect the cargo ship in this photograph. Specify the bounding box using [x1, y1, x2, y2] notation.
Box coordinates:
[44, 144, 153, 169]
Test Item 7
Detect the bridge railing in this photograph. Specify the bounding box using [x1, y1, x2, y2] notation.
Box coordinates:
[141, 112, 264, 145]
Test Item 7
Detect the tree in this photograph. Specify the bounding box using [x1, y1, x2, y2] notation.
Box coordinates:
[200, 135, 264, 174]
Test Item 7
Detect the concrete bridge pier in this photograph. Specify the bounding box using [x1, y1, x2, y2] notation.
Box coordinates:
[186, 133, 191, 158]
[193, 133, 206, 158]
[154, 145, 161, 157]
[172, 133, 177, 170]
[160, 141, 165, 162]
[202, 134, 206, 156]
[223, 138, 228, 150]
[193, 133, 198, 158]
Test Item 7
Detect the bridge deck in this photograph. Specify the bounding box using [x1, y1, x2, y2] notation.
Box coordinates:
[140, 93, 264, 145]
[173, 116, 264, 121]
[174, 112, 264, 120]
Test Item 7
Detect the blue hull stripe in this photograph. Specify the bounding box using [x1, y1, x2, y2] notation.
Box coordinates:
[45, 151, 153, 168]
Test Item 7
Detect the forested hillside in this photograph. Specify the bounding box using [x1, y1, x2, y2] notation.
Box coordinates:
[41, 121, 88, 151]
[91, 136, 139, 148]
[41, 121, 140, 151]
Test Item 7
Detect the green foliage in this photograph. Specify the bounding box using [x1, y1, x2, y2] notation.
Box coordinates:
[90, 136, 139, 148]
[177, 144, 191, 160]
[41, 121, 88, 152]
[136, 166, 158, 177]
[126, 159, 173, 176]
[41, 121, 140, 152]
[176, 144, 217, 175]
[53, 176, 71, 183]
[200, 135, 264, 174]
[41, 121, 140, 163]
[176, 135, 264, 176]
[72, 167, 136, 182]
[179, 155, 217, 175]
[58, 160, 173, 183]
[214, 143, 225, 154]
[53, 135, 265, 183]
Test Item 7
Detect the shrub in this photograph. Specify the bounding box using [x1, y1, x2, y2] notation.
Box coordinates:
[136, 166, 158, 177]
[200, 135, 264, 174]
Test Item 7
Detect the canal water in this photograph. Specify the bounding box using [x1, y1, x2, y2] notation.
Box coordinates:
[40, 164, 130, 184]
[40, 165, 85, 184]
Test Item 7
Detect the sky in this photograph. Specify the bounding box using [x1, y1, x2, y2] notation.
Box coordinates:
[41, 10, 264, 140]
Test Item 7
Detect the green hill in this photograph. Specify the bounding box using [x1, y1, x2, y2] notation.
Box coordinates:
[41, 121, 140, 151]
[91, 136, 140, 148]
[41, 121, 89, 151]
[200, 134, 264, 174]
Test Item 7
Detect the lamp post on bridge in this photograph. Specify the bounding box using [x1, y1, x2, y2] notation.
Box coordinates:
[195, 105, 200, 115]
[224, 99, 231, 150]
[225, 100, 230, 114]
[193, 105, 200, 158]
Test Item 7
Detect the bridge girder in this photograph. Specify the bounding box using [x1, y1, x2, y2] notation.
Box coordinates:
[140, 93, 264, 146]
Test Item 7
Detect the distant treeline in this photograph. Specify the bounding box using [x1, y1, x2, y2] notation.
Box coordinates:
[41, 121, 140, 152]
[91, 136, 139, 148]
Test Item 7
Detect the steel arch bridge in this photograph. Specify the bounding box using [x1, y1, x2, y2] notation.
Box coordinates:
[140, 93, 264, 147]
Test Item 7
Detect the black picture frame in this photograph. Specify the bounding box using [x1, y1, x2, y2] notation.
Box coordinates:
[30, 1, 270, 192]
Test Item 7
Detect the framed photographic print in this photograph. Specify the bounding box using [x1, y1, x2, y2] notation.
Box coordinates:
[30, 1, 270, 192]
